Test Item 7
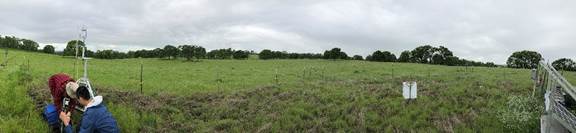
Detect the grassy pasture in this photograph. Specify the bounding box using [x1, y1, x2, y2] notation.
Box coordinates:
[1, 49, 572, 132]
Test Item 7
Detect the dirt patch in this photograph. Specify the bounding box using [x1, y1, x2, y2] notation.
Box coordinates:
[28, 84, 53, 113]
[98, 89, 162, 112]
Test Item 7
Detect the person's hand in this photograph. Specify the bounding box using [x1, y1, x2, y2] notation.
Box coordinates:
[59, 112, 71, 126]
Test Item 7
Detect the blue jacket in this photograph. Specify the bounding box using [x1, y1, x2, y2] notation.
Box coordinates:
[65, 96, 119, 133]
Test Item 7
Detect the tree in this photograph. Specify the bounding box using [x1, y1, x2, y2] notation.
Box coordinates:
[179, 45, 205, 61]
[410, 45, 434, 63]
[94, 50, 127, 59]
[206, 50, 216, 59]
[131, 49, 158, 58]
[367, 50, 396, 62]
[369, 51, 383, 61]
[85, 50, 95, 57]
[207, 48, 234, 59]
[323, 48, 348, 60]
[552, 58, 576, 71]
[445, 56, 461, 66]
[506, 50, 542, 69]
[435, 46, 453, 57]
[352, 55, 363, 60]
[94, 50, 123, 59]
[153, 48, 164, 58]
[193, 46, 206, 60]
[0, 36, 20, 49]
[365, 55, 372, 61]
[271, 51, 285, 59]
[431, 54, 444, 65]
[259, 49, 323, 60]
[397, 51, 411, 62]
[259, 49, 274, 60]
[63, 40, 85, 56]
[288, 53, 299, 59]
[485, 62, 497, 67]
[407, 45, 455, 65]
[163, 45, 179, 59]
[43, 45, 55, 54]
[430, 46, 453, 65]
[21, 39, 39, 51]
[179, 45, 194, 60]
[382, 51, 397, 62]
[232, 50, 250, 59]
[0, 35, 3, 48]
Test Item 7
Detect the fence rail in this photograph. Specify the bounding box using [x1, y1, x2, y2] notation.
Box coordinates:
[537, 61, 576, 132]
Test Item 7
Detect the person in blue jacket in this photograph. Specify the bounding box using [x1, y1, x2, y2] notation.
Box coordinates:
[59, 86, 119, 133]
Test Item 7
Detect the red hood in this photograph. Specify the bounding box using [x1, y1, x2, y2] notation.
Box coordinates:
[48, 73, 77, 112]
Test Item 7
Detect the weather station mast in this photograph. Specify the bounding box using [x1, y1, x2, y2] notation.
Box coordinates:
[75, 26, 96, 98]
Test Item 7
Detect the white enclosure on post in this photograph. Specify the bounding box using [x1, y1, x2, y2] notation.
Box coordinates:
[402, 81, 418, 100]
[402, 82, 410, 99]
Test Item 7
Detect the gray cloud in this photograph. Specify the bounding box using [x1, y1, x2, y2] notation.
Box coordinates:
[1, 0, 575, 64]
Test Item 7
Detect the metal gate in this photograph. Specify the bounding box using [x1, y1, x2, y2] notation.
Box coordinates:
[536, 61, 576, 132]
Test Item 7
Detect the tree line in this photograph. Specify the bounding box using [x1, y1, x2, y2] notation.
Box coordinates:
[94, 45, 251, 60]
[2, 35, 575, 71]
[259, 46, 494, 68]
[258, 49, 323, 60]
[364, 45, 497, 67]
[55, 40, 253, 60]
[0, 35, 55, 54]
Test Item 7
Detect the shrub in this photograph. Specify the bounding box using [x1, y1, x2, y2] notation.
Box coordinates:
[497, 95, 542, 131]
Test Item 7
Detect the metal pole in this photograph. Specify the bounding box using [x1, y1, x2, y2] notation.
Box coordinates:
[274, 68, 279, 86]
[391, 65, 395, 79]
[138, 62, 143, 132]
[74, 39, 79, 78]
[80, 27, 87, 79]
[83, 47, 87, 78]
[3, 48, 7, 67]
[428, 67, 431, 79]
[140, 60, 143, 94]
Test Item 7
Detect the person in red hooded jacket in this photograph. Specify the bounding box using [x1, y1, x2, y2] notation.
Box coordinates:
[48, 73, 79, 113]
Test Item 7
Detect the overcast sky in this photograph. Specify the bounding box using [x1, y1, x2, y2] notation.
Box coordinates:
[1, 0, 575, 64]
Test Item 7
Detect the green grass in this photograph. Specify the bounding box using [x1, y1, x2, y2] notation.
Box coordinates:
[0, 49, 562, 132]
[0, 64, 48, 131]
